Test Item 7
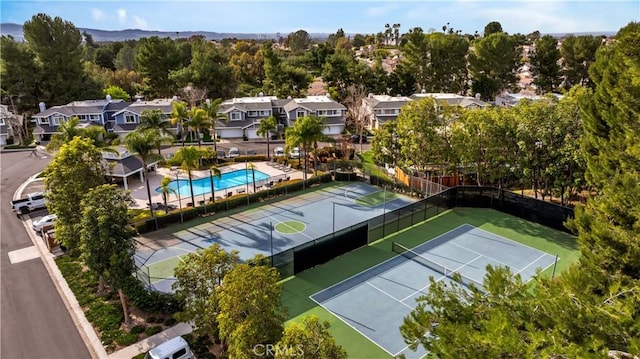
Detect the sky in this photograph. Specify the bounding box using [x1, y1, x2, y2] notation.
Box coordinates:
[1, 0, 638, 35]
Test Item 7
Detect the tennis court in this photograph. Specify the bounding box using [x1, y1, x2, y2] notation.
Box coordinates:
[135, 182, 416, 293]
[310, 223, 558, 359]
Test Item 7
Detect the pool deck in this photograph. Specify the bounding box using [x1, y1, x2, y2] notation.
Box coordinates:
[127, 161, 304, 210]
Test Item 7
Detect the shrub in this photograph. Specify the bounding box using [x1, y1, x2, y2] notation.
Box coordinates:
[145, 326, 163, 336]
[164, 317, 177, 326]
[147, 316, 157, 324]
[115, 332, 139, 346]
[85, 301, 123, 333]
[154, 316, 166, 324]
[130, 325, 146, 335]
[132, 354, 146, 359]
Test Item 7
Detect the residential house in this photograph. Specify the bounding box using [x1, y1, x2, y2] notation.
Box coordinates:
[217, 95, 278, 140]
[31, 96, 129, 143]
[102, 146, 159, 192]
[0, 105, 23, 146]
[110, 98, 176, 139]
[362, 92, 487, 130]
[281, 95, 347, 136]
[361, 94, 412, 130]
[495, 92, 564, 107]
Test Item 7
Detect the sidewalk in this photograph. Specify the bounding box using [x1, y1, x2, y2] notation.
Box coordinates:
[16, 174, 192, 359]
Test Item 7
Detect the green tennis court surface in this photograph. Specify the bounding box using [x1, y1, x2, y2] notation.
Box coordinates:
[281, 208, 580, 359]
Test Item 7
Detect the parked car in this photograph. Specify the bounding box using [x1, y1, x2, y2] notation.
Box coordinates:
[273, 147, 285, 157]
[289, 147, 300, 159]
[245, 149, 258, 155]
[144, 336, 193, 359]
[11, 192, 47, 214]
[350, 134, 368, 143]
[32, 214, 57, 232]
[216, 150, 226, 158]
[228, 147, 240, 158]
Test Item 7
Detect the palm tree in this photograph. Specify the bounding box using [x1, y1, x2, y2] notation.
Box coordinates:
[138, 109, 173, 155]
[173, 146, 202, 206]
[170, 101, 189, 146]
[247, 162, 257, 193]
[209, 164, 221, 203]
[257, 116, 278, 160]
[123, 129, 163, 218]
[159, 176, 177, 211]
[47, 116, 110, 151]
[184, 108, 210, 148]
[202, 98, 226, 153]
[286, 115, 326, 180]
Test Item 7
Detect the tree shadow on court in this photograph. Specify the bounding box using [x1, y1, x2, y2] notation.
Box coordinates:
[282, 244, 396, 319]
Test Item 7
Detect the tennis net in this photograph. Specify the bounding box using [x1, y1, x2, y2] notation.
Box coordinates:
[391, 241, 483, 289]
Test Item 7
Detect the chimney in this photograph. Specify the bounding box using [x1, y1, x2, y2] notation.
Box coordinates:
[38, 102, 46, 112]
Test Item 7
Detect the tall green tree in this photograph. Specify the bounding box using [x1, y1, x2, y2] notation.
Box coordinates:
[256, 116, 278, 160]
[137, 109, 174, 155]
[173, 146, 203, 206]
[136, 36, 182, 98]
[44, 137, 106, 253]
[276, 316, 347, 359]
[79, 184, 135, 323]
[395, 98, 443, 176]
[123, 129, 163, 218]
[286, 29, 312, 54]
[560, 35, 602, 89]
[173, 244, 240, 337]
[530, 35, 562, 94]
[170, 100, 189, 146]
[468, 32, 521, 101]
[159, 176, 177, 211]
[113, 44, 136, 71]
[262, 42, 312, 98]
[209, 165, 221, 203]
[23, 14, 101, 105]
[183, 107, 210, 148]
[216, 259, 285, 358]
[170, 39, 236, 100]
[0, 35, 41, 115]
[285, 115, 326, 180]
[483, 21, 503, 37]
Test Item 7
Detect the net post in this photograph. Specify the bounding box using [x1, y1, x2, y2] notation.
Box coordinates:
[551, 254, 559, 279]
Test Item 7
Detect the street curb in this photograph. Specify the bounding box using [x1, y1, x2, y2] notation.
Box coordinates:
[17, 178, 108, 359]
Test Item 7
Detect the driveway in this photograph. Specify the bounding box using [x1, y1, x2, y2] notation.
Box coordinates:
[1, 150, 90, 359]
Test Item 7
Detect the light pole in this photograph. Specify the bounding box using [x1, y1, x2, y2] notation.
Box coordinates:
[332, 202, 336, 236]
[392, 133, 398, 190]
[171, 166, 183, 223]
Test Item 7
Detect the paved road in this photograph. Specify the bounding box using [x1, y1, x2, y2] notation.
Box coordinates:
[1, 151, 90, 359]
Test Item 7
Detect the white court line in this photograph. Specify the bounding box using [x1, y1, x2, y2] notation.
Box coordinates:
[449, 241, 510, 268]
[309, 293, 397, 357]
[400, 254, 483, 303]
[400, 282, 435, 303]
[266, 215, 315, 240]
[514, 252, 556, 277]
[468, 225, 558, 256]
[366, 281, 414, 310]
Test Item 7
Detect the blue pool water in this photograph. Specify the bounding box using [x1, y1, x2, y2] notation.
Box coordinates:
[156, 169, 270, 197]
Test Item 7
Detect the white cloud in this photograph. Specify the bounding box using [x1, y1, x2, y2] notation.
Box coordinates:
[117, 9, 127, 24]
[91, 9, 105, 22]
[132, 16, 149, 30]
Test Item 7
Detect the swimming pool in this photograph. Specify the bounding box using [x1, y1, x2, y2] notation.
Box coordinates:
[156, 169, 270, 197]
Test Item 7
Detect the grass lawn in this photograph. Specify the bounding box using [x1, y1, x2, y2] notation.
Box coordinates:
[280, 207, 580, 358]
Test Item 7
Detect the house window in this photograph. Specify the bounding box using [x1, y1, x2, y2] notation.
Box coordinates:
[231, 112, 241, 121]
[89, 114, 101, 121]
[296, 110, 305, 118]
[0, 118, 5, 125]
[39, 118, 50, 125]
[259, 110, 269, 116]
[51, 116, 64, 125]
[248, 111, 258, 117]
[317, 110, 326, 116]
[124, 114, 136, 124]
[374, 109, 382, 115]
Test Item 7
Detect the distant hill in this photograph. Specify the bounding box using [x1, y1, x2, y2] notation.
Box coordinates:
[0, 23, 330, 42]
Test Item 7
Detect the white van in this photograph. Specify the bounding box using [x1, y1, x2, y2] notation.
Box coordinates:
[144, 336, 194, 359]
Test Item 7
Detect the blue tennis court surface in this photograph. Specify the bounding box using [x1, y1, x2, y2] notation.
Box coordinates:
[311, 224, 558, 359]
[136, 182, 416, 293]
